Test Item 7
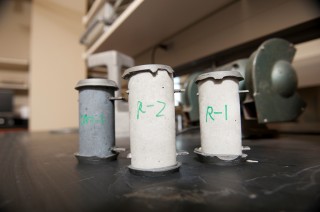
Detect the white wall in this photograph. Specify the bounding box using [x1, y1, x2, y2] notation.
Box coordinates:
[0, 0, 31, 59]
[30, 0, 86, 131]
[294, 38, 320, 88]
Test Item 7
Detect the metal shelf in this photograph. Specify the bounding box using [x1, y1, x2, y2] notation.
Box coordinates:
[84, 0, 234, 58]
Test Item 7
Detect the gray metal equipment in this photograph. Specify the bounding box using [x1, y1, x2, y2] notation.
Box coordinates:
[245, 38, 306, 123]
[181, 72, 203, 124]
[75, 78, 120, 164]
[216, 38, 306, 123]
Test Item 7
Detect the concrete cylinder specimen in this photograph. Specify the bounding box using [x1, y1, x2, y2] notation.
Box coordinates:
[195, 71, 244, 161]
[75, 78, 118, 162]
[122, 64, 179, 173]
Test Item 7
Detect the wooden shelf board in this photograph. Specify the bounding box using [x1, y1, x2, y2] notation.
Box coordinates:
[0, 57, 29, 70]
[0, 83, 29, 91]
[84, 0, 234, 58]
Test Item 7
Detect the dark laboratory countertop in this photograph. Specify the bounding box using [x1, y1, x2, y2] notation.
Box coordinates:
[0, 130, 319, 212]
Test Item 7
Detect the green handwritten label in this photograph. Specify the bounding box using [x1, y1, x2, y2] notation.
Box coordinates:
[137, 101, 146, 119]
[80, 114, 107, 125]
[225, 105, 228, 121]
[156, 101, 166, 117]
[206, 106, 214, 122]
[136, 100, 167, 120]
[205, 105, 228, 122]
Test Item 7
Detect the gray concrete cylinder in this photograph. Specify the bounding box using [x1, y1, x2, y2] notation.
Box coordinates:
[123, 64, 180, 175]
[75, 78, 118, 162]
[195, 71, 245, 162]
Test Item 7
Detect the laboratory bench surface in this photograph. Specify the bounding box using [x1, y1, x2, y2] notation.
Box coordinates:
[0, 130, 319, 212]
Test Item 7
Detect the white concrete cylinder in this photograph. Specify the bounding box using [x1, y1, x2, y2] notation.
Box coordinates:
[196, 71, 244, 160]
[123, 65, 177, 170]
